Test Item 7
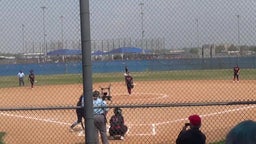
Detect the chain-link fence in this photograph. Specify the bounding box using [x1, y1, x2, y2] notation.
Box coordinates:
[1, 0, 256, 144]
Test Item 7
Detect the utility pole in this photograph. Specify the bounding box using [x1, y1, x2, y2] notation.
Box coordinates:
[139, 2, 144, 48]
[60, 15, 64, 49]
[22, 24, 25, 53]
[237, 15, 240, 52]
[41, 6, 47, 59]
[196, 18, 202, 58]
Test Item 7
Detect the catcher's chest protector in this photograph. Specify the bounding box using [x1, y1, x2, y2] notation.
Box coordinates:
[111, 115, 123, 127]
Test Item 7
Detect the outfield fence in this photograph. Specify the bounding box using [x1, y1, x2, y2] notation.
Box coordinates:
[1, 0, 256, 144]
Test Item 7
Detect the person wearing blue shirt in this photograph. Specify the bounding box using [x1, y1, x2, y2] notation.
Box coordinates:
[93, 90, 109, 144]
[17, 70, 25, 86]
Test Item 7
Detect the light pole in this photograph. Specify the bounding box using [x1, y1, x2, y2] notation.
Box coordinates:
[60, 15, 64, 49]
[139, 2, 144, 47]
[237, 15, 240, 52]
[41, 6, 47, 57]
[195, 18, 202, 58]
[21, 24, 25, 53]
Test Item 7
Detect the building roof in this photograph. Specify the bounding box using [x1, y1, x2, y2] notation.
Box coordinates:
[47, 49, 81, 56]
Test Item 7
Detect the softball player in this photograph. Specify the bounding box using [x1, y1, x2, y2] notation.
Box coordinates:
[70, 94, 85, 130]
[28, 70, 35, 88]
[109, 107, 128, 140]
[233, 64, 240, 82]
[124, 72, 134, 95]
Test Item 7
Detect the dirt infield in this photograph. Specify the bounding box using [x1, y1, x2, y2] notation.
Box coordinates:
[0, 80, 256, 144]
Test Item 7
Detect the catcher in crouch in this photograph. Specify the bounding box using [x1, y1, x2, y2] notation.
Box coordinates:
[124, 72, 134, 95]
[109, 107, 128, 140]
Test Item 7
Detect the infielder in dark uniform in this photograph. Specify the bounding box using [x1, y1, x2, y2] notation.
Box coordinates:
[233, 64, 240, 82]
[70, 94, 85, 130]
[124, 72, 134, 95]
[28, 70, 35, 88]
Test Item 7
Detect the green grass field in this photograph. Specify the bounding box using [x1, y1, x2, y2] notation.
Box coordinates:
[1, 69, 255, 88]
[0, 132, 5, 144]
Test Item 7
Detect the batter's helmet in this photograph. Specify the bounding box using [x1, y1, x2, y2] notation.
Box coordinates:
[92, 90, 100, 97]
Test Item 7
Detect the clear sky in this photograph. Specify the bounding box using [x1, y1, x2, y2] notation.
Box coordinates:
[1, 0, 256, 53]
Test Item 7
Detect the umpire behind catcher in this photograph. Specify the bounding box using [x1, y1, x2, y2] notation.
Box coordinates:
[93, 90, 109, 144]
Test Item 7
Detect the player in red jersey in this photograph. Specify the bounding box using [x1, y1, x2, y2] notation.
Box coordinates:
[124, 72, 134, 95]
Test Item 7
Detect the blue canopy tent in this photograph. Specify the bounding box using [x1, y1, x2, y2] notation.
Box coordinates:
[91, 50, 105, 56]
[107, 47, 145, 54]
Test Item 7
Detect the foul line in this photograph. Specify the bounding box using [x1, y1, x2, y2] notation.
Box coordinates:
[1, 104, 255, 136]
[124, 105, 256, 136]
[0, 112, 71, 126]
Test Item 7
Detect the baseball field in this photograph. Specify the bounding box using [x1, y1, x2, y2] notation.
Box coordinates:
[0, 69, 256, 144]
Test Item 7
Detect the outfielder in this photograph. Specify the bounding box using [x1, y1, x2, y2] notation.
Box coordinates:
[233, 64, 240, 82]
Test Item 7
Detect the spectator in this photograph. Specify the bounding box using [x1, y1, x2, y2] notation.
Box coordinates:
[176, 114, 206, 144]
[109, 107, 128, 140]
[93, 90, 109, 144]
[226, 120, 256, 144]
[17, 70, 25, 86]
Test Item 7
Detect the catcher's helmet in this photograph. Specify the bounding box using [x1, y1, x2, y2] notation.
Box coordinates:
[92, 90, 100, 97]
[114, 107, 122, 115]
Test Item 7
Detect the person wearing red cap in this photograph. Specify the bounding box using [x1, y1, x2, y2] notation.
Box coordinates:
[176, 114, 206, 144]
